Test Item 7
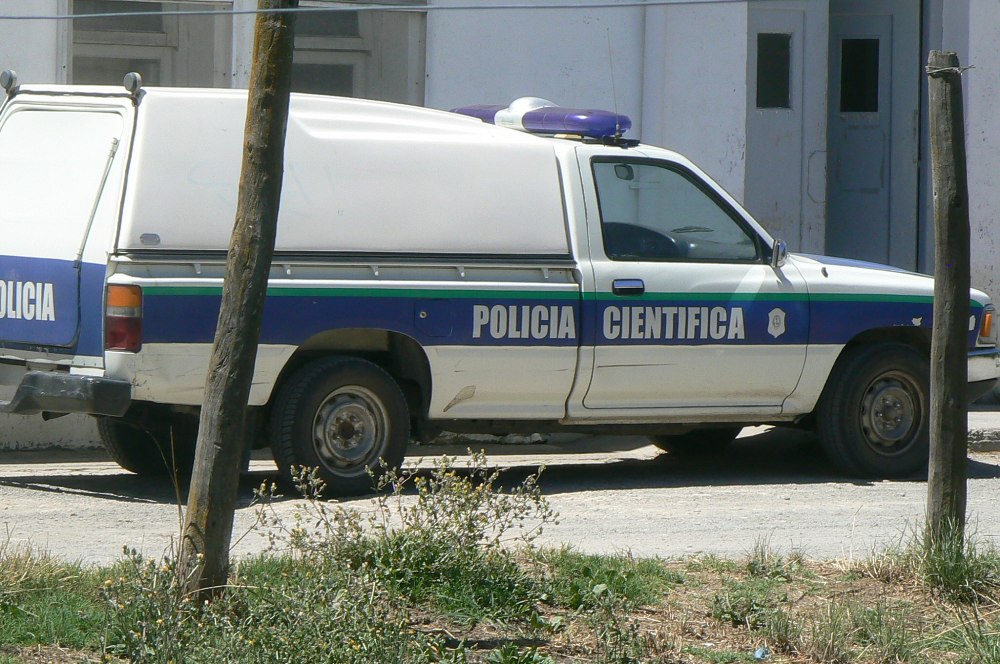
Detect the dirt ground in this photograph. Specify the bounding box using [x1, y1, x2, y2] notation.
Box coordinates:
[3, 424, 1000, 565]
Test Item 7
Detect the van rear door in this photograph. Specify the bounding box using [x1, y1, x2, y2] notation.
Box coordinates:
[0, 100, 129, 359]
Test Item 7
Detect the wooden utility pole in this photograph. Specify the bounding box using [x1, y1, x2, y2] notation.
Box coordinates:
[926, 50, 971, 549]
[179, 0, 296, 599]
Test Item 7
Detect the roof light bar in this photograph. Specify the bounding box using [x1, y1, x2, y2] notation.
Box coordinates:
[452, 96, 632, 139]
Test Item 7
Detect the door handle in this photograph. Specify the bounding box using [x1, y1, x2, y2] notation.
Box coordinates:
[612, 279, 645, 296]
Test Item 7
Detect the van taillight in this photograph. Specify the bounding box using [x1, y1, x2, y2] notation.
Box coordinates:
[105, 284, 142, 352]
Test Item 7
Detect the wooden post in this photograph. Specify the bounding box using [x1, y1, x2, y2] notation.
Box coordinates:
[179, 0, 296, 599]
[926, 50, 971, 548]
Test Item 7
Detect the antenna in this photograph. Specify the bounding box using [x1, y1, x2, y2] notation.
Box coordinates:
[606, 28, 621, 138]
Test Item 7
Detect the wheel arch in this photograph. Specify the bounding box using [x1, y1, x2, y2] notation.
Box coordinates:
[267, 328, 432, 422]
[845, 326, 931, 355]
[827, 326, 931, 388]
[798, 326, 931, 429]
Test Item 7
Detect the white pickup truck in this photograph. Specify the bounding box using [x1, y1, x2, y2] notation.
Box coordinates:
[0, 76, 996, 494]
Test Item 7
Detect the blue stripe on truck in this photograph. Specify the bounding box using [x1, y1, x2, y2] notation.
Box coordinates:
[140, 286, 963, 348]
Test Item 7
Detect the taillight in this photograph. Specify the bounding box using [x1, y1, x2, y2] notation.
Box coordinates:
[105, 284, 142, 352]
[979, 305, 995, 346]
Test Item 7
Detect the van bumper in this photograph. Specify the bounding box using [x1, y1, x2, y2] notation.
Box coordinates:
[968, 348, 1000, 402]
[0, 371, 131, 417]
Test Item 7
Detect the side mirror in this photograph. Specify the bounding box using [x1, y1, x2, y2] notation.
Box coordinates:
[770, 238, 787, 269]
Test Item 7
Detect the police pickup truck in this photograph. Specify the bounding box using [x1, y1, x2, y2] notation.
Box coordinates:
[0, 75, 996, 494]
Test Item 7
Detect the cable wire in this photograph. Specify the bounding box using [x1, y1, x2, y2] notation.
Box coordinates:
[1, 0, 749, 21]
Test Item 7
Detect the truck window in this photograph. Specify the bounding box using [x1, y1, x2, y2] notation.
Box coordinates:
[592, 159, 759, 263]
[0, 108, 123, 258]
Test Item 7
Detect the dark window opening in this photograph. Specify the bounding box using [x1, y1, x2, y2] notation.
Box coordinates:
[756, 33, 791, 109]
[74, 56, 161, 85]
[291, 63, 354, 97]
[840, 38, 879, 112]
[73, 1, 164, 32]
[296, 11, 361, 38]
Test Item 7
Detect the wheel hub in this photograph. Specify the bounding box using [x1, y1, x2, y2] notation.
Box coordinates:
[861, 376, 919, 451]
[313, 388, 387, 469]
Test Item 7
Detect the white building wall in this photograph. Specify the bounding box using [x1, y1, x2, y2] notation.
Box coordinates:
[426, 0, 749, 204]
[961, 0, 1000, 305]
[0, 0, 67, 83]
[744, 1, 828, 254]
[424, 0, 644, 140]
[230, 0, 256, 88]
[641, 2, 749, 201]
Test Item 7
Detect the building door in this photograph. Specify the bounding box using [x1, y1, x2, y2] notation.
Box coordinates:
[826, 0, 920, 267]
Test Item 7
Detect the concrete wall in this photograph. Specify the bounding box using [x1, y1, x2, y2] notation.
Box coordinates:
[425, 0, 645, 133]
[744, 1, 828, 254]
[0, 415, 100, 450]
[426, 0, 749, 202]
[962, 1, 1000, 305]
[0, 0, 67, 83]
[643, 2, 749, 201]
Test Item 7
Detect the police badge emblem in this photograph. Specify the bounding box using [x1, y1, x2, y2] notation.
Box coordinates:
[767, 307, 786, 339]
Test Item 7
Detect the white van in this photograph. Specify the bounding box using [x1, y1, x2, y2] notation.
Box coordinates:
[0, 75, 996, 494]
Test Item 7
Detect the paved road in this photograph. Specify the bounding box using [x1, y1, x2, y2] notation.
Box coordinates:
[2, 415, 1000, 565]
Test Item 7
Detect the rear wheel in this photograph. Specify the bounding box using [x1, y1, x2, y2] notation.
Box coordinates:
[270, 357, 410, 496]
[96, 415, 197, 476]
[817, 343, 929, 478]
[649, 427, 742, 455]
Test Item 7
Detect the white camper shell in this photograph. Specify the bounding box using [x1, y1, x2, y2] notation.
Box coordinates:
[0, 78, 997, 494]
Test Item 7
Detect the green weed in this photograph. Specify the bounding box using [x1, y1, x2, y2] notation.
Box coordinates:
[535, 546, 681, 611]
[260, 453, 557, 626]
[588, 583, 645, 664]
[916, 524, 1000, 603]
[849, 600, 924, 663]
[682, 645, 755, 663]
[759, 606, 801, 654]
[711, 577, 784, 630]
[0, 539, 104, 651]
[486, 642, 554, 663]
[803, 602, 853, 663]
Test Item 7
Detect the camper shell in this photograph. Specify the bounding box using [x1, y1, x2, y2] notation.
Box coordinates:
[0, 79, 997, 493]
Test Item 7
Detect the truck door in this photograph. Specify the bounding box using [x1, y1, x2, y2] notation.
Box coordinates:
[580, 153, 809, 413]
[0, 104, 127, 358]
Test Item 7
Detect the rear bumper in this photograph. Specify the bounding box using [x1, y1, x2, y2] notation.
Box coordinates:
[0, 371, 131, 417]
[968, 348, 1000, 402]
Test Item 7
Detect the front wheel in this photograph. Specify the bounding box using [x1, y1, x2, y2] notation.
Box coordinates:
[269, 357, 410, 496]
[817, 343, 929, 478]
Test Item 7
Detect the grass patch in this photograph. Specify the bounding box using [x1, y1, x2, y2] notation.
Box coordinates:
[682, 645, 755, 663]
[534, 546, 682, 611]
[711, 576, 785, 629]
[7, 456, 1000, 662]
[844, 523, 1000, 603]
[0, 541, 104, 653]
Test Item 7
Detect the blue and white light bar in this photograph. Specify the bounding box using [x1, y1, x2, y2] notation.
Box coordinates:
[452, 97, 632, 139]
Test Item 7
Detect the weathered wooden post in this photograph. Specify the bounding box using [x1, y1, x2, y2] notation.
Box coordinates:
[179, 0, 296, 599]
[925, 50, 971, 549]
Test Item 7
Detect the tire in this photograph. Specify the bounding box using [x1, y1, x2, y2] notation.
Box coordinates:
[649, 427, 742, 455]
[817, 343, 929, 478]
[269, 356, 410, 496]
[96, 415, 197, 477]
